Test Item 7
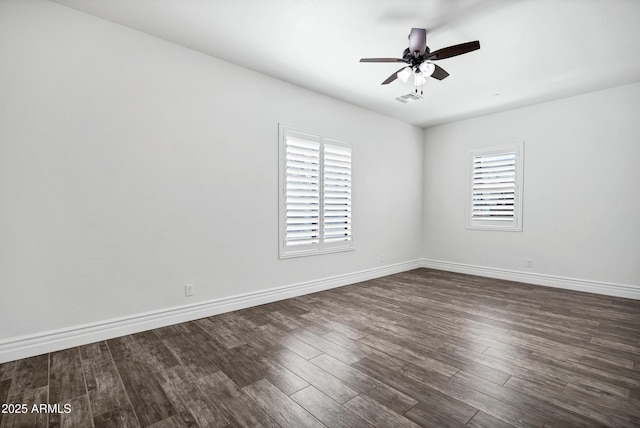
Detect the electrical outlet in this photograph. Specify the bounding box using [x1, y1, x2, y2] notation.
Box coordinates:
[185, 283, 194, 297]
[525, 258, 534, 268]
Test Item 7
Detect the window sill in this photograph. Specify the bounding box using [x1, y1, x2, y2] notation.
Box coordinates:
[279, 246, 354, 259]
[466, 224, 522, 232]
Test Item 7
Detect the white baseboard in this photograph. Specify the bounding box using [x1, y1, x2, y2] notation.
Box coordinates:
[0, 260, 422, 363]
[420, 258, 640, 300]
[4, 258, 636, 363]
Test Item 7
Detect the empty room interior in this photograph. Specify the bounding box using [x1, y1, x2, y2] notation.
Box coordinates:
[1, 0, 640, 427]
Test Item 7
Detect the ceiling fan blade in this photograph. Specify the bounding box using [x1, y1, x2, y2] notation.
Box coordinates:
[360, 58, 407, 63]
[381, 66, 409, 85]
[427, 40, 480, 60]
[431, 64, 449, 80]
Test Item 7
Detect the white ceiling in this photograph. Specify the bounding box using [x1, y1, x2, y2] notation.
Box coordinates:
[51, 0, 640, 128]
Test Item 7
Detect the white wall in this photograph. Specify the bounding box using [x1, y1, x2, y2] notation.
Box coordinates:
[423, 82, 640, 289]
[0, 0, 424, 343]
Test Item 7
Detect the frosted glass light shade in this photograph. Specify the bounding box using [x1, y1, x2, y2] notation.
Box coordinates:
[419, 62, 435, 76]
[397, 67, 412, 83]
[414, 71, 427, 86]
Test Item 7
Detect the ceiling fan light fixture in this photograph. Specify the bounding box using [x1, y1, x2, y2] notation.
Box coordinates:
[414, 71, 427, 86]
[397, 67, 412, 83]
[419, 62, 436, 76]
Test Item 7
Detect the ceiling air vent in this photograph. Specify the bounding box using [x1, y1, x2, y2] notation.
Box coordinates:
[395, 93, 423, 103]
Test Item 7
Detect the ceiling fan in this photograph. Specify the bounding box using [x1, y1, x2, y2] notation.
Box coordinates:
[360, 28, 480, 94]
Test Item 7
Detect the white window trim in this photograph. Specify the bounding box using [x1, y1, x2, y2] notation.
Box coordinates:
[279, 124, 354, 259]
[467, 142, 524, 231]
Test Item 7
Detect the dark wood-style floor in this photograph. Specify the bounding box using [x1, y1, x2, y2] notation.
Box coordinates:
[1, 268, 640, 428]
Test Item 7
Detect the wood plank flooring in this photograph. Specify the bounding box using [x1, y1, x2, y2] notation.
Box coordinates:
[1, 268, 640, 427]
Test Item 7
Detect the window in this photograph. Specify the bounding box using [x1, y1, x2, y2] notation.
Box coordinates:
[279, 124, 353, 258]
[468, 142, 524, 231]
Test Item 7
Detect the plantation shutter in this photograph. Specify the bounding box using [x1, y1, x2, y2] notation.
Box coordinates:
[471, 151, 516, 222]
[285, 137, 321, 248]
[280, 124, 354, 257]
[323, 144, 352, 245]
